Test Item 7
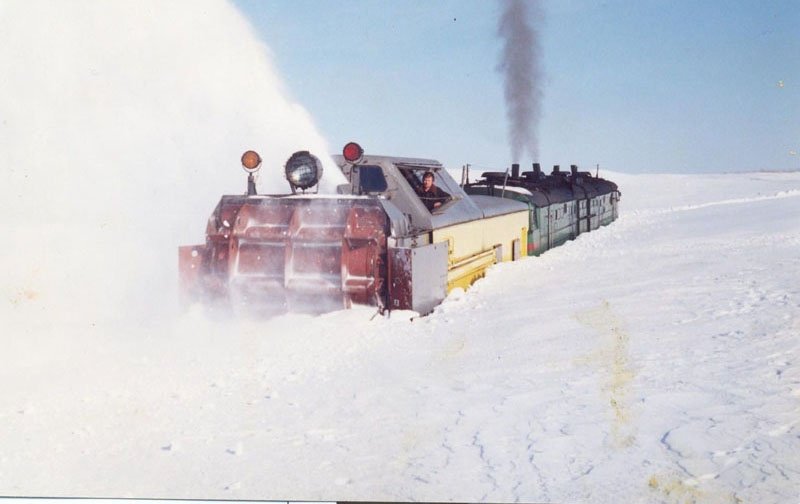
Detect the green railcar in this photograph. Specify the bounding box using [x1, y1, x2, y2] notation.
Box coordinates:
[463, 163, 620, 256]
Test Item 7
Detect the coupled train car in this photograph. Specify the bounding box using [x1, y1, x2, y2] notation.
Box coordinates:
[463, 163, 620, 256]
[179, 143, 620, 316]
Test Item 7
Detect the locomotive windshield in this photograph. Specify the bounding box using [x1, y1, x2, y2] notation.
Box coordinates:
[357, 165, 388, 194]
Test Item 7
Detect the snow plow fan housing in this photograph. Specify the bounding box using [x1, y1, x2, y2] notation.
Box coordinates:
[180, 196, 391, 315]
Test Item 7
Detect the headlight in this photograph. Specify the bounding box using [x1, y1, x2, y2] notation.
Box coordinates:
[240, 150, 262, 173]
[285, 151, 323, 191]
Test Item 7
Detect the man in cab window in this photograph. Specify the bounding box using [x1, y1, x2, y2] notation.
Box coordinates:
[416, 171, 451, 212]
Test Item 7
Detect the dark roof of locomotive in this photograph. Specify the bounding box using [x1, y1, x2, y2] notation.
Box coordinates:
[465, 168, 619, 207]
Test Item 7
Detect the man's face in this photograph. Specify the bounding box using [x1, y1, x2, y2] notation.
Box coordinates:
[422, 175, 433, 190]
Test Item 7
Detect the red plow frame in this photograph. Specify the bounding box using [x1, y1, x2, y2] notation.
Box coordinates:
[179, 196, 389, 315]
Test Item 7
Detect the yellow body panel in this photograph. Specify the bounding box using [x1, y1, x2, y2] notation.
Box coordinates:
[432, 210, 529, 291]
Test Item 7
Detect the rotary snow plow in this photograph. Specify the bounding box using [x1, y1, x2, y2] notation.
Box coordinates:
[180, 142, 532, 316]
[179, 195, 390, 314]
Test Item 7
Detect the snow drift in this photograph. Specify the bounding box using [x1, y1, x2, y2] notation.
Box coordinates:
[3, 169, 799, 503]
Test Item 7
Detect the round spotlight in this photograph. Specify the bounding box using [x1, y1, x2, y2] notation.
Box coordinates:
[241, 150, 262, 173]
[342, 142, 364, 163]
[285, 151, 323, 190]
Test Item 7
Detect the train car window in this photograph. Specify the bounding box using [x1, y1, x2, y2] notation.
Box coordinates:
[357, 165, 388, 193]
[398, 167, 423, 190]
[399, 166, 453, 212]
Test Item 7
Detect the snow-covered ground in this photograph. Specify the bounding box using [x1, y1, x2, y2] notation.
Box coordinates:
[1, 171, 799, 504]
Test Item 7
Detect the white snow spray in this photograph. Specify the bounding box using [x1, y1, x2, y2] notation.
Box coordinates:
[497, 0, 544, 163]
[0, 0, 343, 328]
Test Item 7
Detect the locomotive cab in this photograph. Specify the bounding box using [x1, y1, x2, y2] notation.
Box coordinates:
[335, 156, 478, 233]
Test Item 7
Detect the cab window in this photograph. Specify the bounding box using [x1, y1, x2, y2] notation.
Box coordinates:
[357, 165, 388, 194]
[398, 167, 423, 191]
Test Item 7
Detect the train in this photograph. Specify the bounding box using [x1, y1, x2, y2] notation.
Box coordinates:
[463, 162, 620, 255]
[178, 142, 620, 316]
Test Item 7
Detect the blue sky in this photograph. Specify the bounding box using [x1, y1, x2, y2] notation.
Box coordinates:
[234, 0, 799, 174]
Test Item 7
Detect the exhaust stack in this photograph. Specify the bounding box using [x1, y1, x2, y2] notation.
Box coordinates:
[511, 163, 520, 178]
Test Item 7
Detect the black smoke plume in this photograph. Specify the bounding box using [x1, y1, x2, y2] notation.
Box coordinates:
[497, 0, 543, 162]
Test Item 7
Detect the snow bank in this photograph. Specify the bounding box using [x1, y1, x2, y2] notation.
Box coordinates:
[3, 167, 798, 502]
